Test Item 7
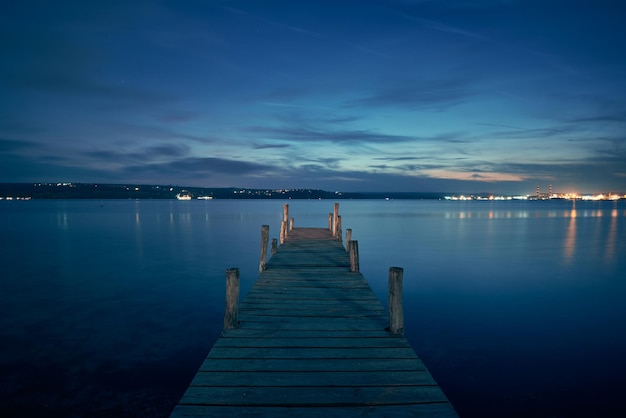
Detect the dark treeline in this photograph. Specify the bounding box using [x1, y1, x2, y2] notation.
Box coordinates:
[0, 183, 446, 200]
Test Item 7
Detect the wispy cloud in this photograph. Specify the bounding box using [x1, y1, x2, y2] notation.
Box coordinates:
[83, 143, 190, 166]
[350, 77, 474, 110]
[259, 102, 336, 111]
[249, 125, 417, 144]
[156, 111, 202, 123]
[222, 6, 324, 39]
[476, 122, 579, 139]
[253, 143, 291, 150]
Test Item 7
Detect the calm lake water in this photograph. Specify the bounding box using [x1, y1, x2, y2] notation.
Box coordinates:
[1, 199, 625, 417]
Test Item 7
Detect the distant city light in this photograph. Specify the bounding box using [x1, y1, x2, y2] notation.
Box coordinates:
[444, 192, 625, 201]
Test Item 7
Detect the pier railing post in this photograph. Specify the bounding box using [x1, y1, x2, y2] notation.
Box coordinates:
[224, 268, 240, 330]
[290, 217, 294, 231]
[328, 213, 332, 230]
[333, 202, 339, 237]
[280, 221, 287, 244]
[259, 225, 269, 272]
[283, 204, 289, 238]
[345, 229, 352, 251]
[349, 240, 359, 272]
[388, 267, 404, 335]
[336, 215, 342, 242]
[271, 238, 277, 255]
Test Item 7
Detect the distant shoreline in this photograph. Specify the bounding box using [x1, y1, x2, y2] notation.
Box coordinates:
[1, 183, 623, 201]
[0, 182, 447, 200]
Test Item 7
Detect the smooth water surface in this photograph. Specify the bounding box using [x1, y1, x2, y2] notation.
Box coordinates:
[1, 199, 625, 417]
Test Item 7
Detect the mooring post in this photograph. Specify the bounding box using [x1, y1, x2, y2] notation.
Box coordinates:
[333, 202, 339, 237]
[290, 217, 294, 231]
[271, 238, 277, 255]
[336, 215, 342, 242]
[283, 204, 289, 238]
[328, 213, 333, 230]
[259, 225, 269, 272]
[224, 268, 240, 330]
[349, 240, 359, 272]
[280, 221, 287, 244]
[388, 267, 404, 335]
[345, 228, 352, 251]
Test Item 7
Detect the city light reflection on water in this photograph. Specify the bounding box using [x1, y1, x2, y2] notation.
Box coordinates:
[439, 201, 622, 269]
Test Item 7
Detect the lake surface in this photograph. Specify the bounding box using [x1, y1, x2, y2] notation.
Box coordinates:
[1, 199, 625, 417]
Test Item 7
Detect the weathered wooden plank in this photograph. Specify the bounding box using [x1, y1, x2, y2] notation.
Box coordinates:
[251, 283, 368, 290]
[205, 346, 418, 359]
[171, 403, 459, 418]
[238, 310, 385, 318]
[256, 275, 366, 281]
[252, 282, 372, 289]
[255, 272, 366, 280]
[240, 298, 381, 307]
[253, 274, 368, 282]
[236, 317, 387, 328]
[213, 337, 411, 349]
[221, 328, 391, 338]
[238, 310, 386, 318]
[189, 370, 436, 387]
[241, 292, 378, 301]
[242, 297, 381, 305]
[237, 319, 388, 330]
[266, 261, 350, 268]
[244, 289, 378, 297]
[240, 304, 381, 312]
[246, 285, 375, 294]
[177, 385, 449, 406]
[240, 301, 382, 310]
[198, 358, 429, 372]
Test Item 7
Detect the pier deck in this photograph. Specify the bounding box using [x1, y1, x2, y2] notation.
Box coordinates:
[171, 226, 457, 417]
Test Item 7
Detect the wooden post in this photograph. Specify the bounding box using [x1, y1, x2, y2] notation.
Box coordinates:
[346, 229, 352, 251]
[259, 225, 269, 272]
[388, 267, 404, 335]
[280, 221, 287, 244]
[328, 213, 333, 230]
[271, 238, 277, 255]
[290, 217, 294, 231]
[349, 240, 359, 272]
[336, 215, 342, 242]
[333, 202, 339, 237]
[283, 204, 289, 238]
[224, 268, 240, 329]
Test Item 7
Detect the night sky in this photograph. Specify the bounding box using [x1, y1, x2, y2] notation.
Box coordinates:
[2, 0, 625, 194]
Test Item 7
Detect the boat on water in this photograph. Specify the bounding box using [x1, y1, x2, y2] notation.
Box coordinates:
[176, 191, 192, 200]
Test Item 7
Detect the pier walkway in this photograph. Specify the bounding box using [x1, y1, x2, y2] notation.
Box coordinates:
[171, 216, 457, 416]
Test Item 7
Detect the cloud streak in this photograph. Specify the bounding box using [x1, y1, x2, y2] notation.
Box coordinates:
[249, 126, 418, 144]
[350, 77, 475, 110]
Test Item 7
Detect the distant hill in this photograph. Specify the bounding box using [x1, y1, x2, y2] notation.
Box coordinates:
[0, 183, 447, 200]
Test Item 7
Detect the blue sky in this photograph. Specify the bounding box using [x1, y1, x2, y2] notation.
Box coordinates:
[2, 0, 625, 194]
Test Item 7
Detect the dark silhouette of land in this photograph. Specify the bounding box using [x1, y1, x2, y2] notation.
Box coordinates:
[0, 183, 446, 200]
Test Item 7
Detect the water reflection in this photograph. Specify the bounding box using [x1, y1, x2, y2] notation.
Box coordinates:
[57, 212, 68, 229]
[563, 206, 577, 264]
[444, 210, 531, 219]
[605, 208, 618, 263]
[135, 206, 144, 264]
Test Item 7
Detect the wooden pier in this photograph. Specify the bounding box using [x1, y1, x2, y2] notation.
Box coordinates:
[170, 205, 457, 417]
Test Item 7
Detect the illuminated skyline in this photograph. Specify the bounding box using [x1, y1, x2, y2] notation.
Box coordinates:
[1, 1, 625, 194]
